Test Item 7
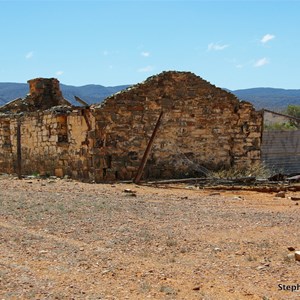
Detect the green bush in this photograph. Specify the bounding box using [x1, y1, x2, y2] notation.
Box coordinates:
[286, 105, 300, 128]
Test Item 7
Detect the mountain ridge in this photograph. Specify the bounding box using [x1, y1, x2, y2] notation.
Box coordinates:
[0, 82, 131, 107]
[0, 82, 299, 110]
[233, 87, 300, 110]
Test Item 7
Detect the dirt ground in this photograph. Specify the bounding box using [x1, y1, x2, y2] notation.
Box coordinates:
[1, 175, 300, 300]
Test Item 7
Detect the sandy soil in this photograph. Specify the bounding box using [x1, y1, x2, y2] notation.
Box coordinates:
[1, 175, 300, 300]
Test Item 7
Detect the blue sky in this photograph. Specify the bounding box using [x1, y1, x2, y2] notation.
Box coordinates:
[0, 0, 299, 90]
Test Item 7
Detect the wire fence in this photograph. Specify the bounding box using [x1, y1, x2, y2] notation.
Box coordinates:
[173, 145, 211, 177]
[261, 129, 300, 175]
[262, 109, 300, 175]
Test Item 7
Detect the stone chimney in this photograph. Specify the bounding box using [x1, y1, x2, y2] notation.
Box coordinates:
[0, 77, 72, 114]
[26, 78, 70, 110]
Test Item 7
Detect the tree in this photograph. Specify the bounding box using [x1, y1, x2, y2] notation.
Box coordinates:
[286, 105, 300, 128]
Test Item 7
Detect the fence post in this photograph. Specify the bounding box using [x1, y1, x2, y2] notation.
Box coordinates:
[16, 119, 22, 179]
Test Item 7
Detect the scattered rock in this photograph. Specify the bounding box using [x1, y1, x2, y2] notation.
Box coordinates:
[275, 191, 285, 198]
[209, 192, 220, 196]
[233, 196, 244, 200]
[256, 263, 270, 270]
[295, 251, 300, 261]
[123, 188, 137, 197]
[287, 246, 295, 252]
[123, 189, 136, 194]
[286, 253, 295, 261]
[192, 286, 201, 291]
[126, 193, 137, 197]
[185, 186, 195, 189]
[291, 197, 300, 201]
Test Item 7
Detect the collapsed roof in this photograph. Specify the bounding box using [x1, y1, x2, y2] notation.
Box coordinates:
[0, 78, 71, 114]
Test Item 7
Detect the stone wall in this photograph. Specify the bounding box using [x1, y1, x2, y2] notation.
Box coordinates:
[0, 108, 95, 179]
[90, 71, 263, 181]
[0, 72, 263, 181]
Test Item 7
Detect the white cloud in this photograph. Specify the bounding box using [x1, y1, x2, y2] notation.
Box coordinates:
[261, 34, 275, 44]
[207, 42, 229, 51]
[254, 57, 269, 67]
[25, 51, 34, 59]
[138, 65, 154, 73]
[141, 51, 150, 57]
[56, 71, 64, 76]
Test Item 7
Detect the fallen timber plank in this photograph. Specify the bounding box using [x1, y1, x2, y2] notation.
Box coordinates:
[145, 184, 300, 194]
[146, 177, 209, 184]
[287, 175, 300, 182]
[74, 95, 89, 107]
[202, 185, 300, 193]
[145, 176, 256, 185]
[142, 179, 300, 193]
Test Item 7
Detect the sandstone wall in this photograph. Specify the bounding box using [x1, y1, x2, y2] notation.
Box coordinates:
[0, 109, 94, 179]
[91, 72, 263, 181]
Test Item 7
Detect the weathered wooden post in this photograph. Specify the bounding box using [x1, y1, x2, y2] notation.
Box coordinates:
[16, 119, 22, 179]
[134, 111, 164, 184]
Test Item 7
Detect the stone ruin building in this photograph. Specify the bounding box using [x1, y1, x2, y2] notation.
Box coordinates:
[0, 71, 263, 182]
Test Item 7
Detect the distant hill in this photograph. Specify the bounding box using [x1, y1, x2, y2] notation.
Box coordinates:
[231, 88, 300, 110]
[60, 84, 130, 105]
[0, 82, 300, 110]
[0, 83, 29, 106]
[0, 82, 130, 107]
